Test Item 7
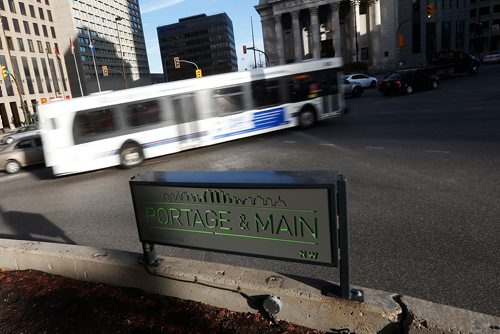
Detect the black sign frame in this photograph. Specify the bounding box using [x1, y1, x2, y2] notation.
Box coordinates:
[130, 171, 354, 299]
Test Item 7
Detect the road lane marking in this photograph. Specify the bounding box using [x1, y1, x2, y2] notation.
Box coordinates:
[320, 143, 337, 147]
[365, 146, 384, 150]
[426, 150, 450, 154]
[464, 107, 484, 110]
[283, 140, 295, 144]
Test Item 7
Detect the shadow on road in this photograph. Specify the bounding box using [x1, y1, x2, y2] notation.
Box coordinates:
[0, 205, 75, 244]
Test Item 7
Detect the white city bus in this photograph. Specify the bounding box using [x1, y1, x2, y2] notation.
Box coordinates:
[38, 57, 346, 176]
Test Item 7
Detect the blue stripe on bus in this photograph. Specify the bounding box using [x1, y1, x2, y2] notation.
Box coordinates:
[214, 108, 288, 140]
[108, 108, 286, 157]
[143, 131, 207, 149]
[109, 131, 207, 156]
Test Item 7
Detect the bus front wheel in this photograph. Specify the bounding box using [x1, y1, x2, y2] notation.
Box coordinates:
[119, 141, 144, 168]
[298, 107, 316, 129]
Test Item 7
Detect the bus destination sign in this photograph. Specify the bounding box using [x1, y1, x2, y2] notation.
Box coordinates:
[130, 171, 341, 266]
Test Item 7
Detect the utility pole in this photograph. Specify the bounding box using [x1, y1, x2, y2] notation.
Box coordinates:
[251, 16, 257, 68]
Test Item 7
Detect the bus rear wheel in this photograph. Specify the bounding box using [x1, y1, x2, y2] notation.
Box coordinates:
[119, 142, 144, 168]
[298, 107, 316, 129]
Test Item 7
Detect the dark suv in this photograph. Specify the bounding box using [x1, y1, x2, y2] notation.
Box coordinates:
[378, 70, 439, 96]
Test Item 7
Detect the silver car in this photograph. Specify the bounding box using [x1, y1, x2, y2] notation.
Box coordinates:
[0, 134, 44, 174]
[0, 124, 41, 144]
[342, 79, 363, 98]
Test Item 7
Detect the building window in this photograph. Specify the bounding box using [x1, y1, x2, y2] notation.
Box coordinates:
[8, 0, 15, 13]
[29, 4, 35, 18]
[45, 42, 51, 54]
[38, 7, 45, 20]
[479, 7, 489, 15]
[19, 2, 26, 15]
[361, 47, 369, 60]
[47, 9, 53, 22]
[37, 40, 44, 53]
[13, 18, 20, 32]
[42, 24, 48, 37]
[6, 36, 14, 50]
[442, 21, 451, 49]
[28, 39, 35, 52]
[50, 26, 56, 38]
[17, 38, 25, 51]
[23, 21, 30, 34]
[33, 23, 40, 36]
[1, 16, 10, 31]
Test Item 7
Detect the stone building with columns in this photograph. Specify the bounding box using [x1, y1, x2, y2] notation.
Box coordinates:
[255, 0, 469, 71]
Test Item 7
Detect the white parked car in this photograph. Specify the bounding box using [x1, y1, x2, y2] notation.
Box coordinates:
[482, 51, 500, 64]
[343, 74, 379, 88]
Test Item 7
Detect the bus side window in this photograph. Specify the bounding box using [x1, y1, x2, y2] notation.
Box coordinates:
[251, 79, 282, 109]
[125, 100, 161, 127]
[171, 94, 196, 124]
[73, 108, 117, 144]
[213, 85, 245, 116]
[287, 74, 311, 102]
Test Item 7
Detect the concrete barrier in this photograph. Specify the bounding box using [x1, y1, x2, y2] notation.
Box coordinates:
[0, 239, 498, 333]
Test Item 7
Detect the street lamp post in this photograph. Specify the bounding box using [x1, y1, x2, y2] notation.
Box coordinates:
[114, 16, 128, 89]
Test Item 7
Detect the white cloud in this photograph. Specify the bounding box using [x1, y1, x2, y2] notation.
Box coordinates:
[141, 0, 186, 14]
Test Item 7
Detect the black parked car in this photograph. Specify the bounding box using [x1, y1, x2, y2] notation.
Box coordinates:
[378, 70, 439, 95]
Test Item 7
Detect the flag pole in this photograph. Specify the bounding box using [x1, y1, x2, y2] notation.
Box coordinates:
[53, 45, 66, 99]
[70, 37, 84, 96]
[44, 46, 58, 98]
[87, 28, 101, 92]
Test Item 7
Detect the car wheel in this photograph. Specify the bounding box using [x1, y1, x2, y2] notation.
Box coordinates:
[432, 81, 439, 89]
[298, 107, 316, 129]
[119, 141, 144, 168]
[405, 85, 413, 94]
[5, 160, 21, 174]
[353, 87, 363, 97]
[370, 80, 377, 88]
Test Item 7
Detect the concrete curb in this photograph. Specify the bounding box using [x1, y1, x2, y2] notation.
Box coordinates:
[0, 239, 498, 333]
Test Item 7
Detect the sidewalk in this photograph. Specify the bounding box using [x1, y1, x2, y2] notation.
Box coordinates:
[0, 239, 498, 333]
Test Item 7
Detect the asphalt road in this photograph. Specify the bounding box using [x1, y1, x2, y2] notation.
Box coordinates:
[1, 64, 499, 316]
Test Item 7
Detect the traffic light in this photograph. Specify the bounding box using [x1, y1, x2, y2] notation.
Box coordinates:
[1, 65, 8, 79]
[397, 33, 405, 48]
[195, 69, 202, 78]
[242, 45, 247, 54]
[426, 3, 434, 18]
[173, 56, 180, 69]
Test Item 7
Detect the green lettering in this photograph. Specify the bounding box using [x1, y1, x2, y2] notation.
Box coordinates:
[169, 208, 182, 226]
[299, 216, 318, 239]
[205, 210, 218, 228]
[192, 209, 206, 227]
[157, 207, 169, 224]
[219, 211, 231, 230]
[255, 213, 273, 233]
[180, 208, 191, 226]
[146, 207, 156, 224]
[276, 215, 293, 236]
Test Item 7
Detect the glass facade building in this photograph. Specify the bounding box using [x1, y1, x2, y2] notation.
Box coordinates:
[158, 13, 238, 82]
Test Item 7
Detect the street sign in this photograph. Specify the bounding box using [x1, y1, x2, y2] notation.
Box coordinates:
[102, 65, 109, 77]
[196, 69, 202, 78]
[173, 57, 180, 69]
[130, 171, 357, 299]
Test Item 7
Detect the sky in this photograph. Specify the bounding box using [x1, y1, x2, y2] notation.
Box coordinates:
[138, 0, 265, 73]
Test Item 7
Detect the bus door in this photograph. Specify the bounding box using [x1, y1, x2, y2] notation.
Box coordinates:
[171, 93, 200, 149]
